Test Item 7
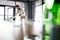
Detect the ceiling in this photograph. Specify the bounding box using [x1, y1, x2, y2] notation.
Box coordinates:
[0, 0, 43, 7]
[0, 0, 38, 2]
[10, 0, 28, 1]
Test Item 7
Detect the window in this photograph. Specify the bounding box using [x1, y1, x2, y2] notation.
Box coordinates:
[5, 6, 13, 20]
[33, 5, 43, 36]
[0, 7, 4, 20]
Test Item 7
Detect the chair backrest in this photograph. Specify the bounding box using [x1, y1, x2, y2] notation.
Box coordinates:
[50, 25, 60, 40]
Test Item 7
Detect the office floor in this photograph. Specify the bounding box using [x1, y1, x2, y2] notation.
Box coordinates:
[0, 20, 42, 40]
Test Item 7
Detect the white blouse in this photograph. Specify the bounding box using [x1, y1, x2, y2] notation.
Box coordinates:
[14, 9, 27, 25]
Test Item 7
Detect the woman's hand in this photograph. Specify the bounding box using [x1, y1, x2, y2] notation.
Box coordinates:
[21, 15, 26, 19]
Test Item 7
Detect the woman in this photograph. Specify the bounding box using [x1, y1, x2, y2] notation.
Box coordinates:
[13, 5, 27, 40]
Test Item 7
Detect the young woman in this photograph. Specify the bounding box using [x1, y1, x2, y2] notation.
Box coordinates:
[14, 5, 27, 40]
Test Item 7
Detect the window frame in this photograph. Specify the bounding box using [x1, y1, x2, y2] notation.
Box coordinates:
[0, 5, 15, 20]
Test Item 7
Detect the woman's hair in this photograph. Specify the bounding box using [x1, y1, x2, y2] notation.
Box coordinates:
[16, 5, 19, 7]
[16, 5, 21, 10]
